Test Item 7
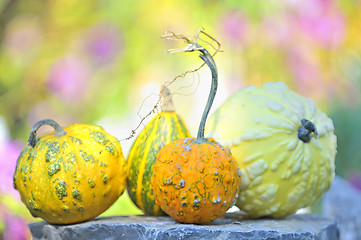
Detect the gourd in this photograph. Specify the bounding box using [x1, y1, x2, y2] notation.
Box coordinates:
[127, 86, 190, 216]
[152, 42, 241, 224]
[205, 82, 337, 217]
[13, 119, 127, 224]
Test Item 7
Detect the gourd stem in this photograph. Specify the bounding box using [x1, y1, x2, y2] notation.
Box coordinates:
[161, 85, 175, 112]
[298, 119, 317, 143]
[27, 119, 66, 148]
[195, 45, 218, 140]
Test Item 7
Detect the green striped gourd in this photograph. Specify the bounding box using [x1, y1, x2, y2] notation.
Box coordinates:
[127, 86, 190, 215]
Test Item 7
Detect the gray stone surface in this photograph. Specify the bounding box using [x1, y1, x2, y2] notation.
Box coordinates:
[29, 212, 338, 240]
[323, 176, 361, 240]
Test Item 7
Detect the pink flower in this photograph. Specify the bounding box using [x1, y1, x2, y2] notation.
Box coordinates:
[296, 10, 344, 47]
[262, 16, 292, 48]
[219, 11, 248, 44]
[1, 204, 30, 240]
[287, 48, 327, 100]
[85, 23, 123, 64]
[263, 0, 345, 48]
[288, 49, 320, 82]
[2, 16, 43, 62]
[286, 0, 345, 47]
[0, 140, 22, 199]
[48, 55, 90, 101]
[348, 171, 361, 192]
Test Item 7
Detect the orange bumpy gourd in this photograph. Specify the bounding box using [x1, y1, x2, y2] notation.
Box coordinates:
[152, 38, 241, 224]
[152, 137, 240, 223]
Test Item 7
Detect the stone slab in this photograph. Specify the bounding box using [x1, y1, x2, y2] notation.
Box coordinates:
[323, 176, 361, 240]
[29, 212, 338, 240]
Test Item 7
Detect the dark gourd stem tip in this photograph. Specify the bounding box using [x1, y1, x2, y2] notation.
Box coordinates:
[28, 119, 66, 148]
[298, 119, 317, 143]
[195, 45, 218, 140]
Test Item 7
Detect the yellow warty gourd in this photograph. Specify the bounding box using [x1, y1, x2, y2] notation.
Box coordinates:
[13, 119, 127, 224]
[205, 81, 337, 217]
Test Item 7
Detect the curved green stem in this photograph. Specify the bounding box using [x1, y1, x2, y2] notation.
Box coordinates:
[28, 119, 66, 148]
[194, 44, 218, 140]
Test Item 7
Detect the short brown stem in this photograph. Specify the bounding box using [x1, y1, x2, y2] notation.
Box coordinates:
[161, 85, 175, 112]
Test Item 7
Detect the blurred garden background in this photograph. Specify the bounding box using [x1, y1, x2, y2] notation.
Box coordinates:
[1, 0, 361, 239]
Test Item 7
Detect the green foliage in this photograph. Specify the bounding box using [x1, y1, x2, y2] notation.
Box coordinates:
[101, 193, 142, 217]
[330, 106, 361, 177]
